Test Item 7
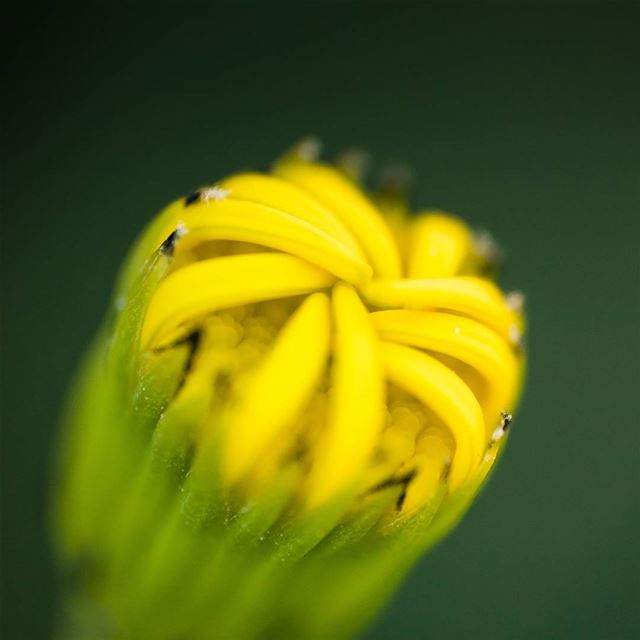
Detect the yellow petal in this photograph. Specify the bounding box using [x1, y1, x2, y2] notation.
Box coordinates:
[408, 212, 472, 278]
[304, 284, 385, 508]
[363, 426, 416, 490]
[219, 173, 364, 259]
[372, 310, 520, 431]
[142, 253, 335, 348]
[224, 293, 331, 484]
[174, 199, 372, 284]
[381, 342, 485, 491]
[274, 160, 401, 278]
[400, 429, 452, 516]
[363, 276, 522, 343]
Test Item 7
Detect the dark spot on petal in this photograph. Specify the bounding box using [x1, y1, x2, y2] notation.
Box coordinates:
[153, 329, 202, 397]
[160, 229, 180, 257]
[366, 470, 417, 510]
[500, 411, 513, 432]
[184, 190, 201, 207]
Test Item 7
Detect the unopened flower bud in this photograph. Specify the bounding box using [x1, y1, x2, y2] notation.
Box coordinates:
[54, 140, 526, 640]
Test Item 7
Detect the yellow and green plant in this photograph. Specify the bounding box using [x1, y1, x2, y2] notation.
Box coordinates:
[54, 140, 526, 640]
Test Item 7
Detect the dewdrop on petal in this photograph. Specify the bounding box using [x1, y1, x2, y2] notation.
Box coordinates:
[54, 139, 526, 640]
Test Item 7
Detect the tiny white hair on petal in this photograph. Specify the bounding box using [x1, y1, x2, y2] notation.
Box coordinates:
[491, 412, 512, 444]
[176, 220, 189, 238]
[506, 290, 526, 312]
[202, 186, 231, 202]
[336, 147, 370, 178]
[114, 295, 126, 311]
[473, 229, 498, 258]
[508, 324, 522, 346]
[296, 137, 322, 162]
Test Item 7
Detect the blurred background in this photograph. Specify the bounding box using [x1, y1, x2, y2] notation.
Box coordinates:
[2, 2, 639, 638]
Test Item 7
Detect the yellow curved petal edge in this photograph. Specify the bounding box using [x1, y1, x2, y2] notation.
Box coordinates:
[304, 284, 385, 508]
[142, 253, 335, 348]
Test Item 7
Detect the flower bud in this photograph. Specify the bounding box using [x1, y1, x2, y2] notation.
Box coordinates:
[54, 141, 525, 639]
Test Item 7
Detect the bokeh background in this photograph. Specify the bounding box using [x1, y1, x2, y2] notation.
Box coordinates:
[2, 2, 639, 638]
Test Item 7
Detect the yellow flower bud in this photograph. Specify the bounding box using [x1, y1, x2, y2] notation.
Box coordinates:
[54, 140, 526, 640]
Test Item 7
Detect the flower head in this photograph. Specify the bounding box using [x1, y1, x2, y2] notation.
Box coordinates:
[55, 140, 525, 639]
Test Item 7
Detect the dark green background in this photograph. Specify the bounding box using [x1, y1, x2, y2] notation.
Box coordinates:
[2, 3, 639, 638]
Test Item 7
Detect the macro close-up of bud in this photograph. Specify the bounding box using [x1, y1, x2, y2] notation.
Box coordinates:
[53, 140, 526, 640]
[6, 7, 639, 640]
